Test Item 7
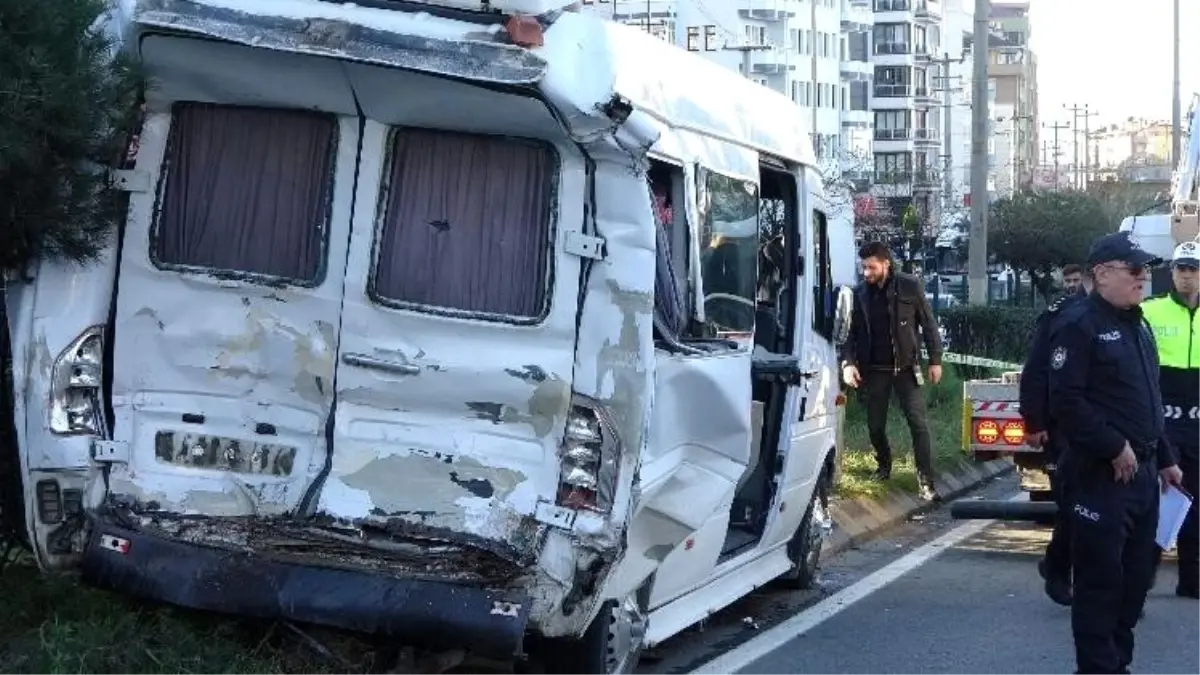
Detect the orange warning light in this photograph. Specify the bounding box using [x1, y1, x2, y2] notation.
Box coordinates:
[975, 420, 1000, 444]
[1002, 421, 1026, 446]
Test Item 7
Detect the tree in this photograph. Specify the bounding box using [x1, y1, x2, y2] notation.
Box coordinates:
[988, 189, 1113, 303]
[0, 0, 142, 273]
[852, 193, 896, 244]
[1088, 178, 1171, 224]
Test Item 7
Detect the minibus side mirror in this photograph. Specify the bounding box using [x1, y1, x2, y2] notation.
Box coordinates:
[832, 285, 854, 346]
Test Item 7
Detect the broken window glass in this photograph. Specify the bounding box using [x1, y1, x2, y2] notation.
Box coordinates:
[372, 128, 555, 320]
[154, 103, 336, 282]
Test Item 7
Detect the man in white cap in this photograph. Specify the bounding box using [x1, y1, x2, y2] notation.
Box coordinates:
[1141, 240, 1200, 598]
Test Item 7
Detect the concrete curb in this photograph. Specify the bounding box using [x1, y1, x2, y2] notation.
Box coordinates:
[823, 458, 1015, 557]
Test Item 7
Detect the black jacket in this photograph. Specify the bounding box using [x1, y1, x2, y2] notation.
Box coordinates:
[841, 271, 943, 371]
[1048, 293, 1178, 469]
[1019, 288, 1087, 435]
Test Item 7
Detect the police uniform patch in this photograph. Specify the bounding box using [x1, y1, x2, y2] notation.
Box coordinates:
[1051, 346, 1067, 370]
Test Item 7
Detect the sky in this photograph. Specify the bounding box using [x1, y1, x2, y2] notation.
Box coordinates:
[1028, 0, 1198, 128]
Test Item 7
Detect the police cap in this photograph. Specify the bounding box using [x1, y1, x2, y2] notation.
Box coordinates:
[1172, 241, 1199, 269]
[1086, 232, 1163, 268]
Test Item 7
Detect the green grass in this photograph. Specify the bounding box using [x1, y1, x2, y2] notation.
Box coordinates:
[0, 557, 357, 674]
[835, 364, 973, 501]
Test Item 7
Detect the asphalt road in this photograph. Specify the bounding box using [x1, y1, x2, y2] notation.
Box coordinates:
[639, 475, 1200, 675]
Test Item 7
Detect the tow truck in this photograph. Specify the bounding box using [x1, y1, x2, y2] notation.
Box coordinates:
[962, 370, 1049, 493]
[953, 93, 1200, 522]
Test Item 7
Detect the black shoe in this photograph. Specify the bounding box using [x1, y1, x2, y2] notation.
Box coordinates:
[1177, 584, 1200, 599]
[1038, 558, 1073, 606]
[872, 467, 892, 481]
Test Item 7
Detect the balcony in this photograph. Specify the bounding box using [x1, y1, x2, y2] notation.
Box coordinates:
[874, 128, 913, 141]
[752, 61, 795, 75]
[913, 128, 940, 145]
[914, 0, 942, 21]
[874, 83, 923, 98]
[873, 169, 941, 186]
[842, 0, 873, 30]
[738, 1, 796, 22]
[913, 86, 936, 103]
[874, 41, 912, 56]
[913, 169, 941, 188]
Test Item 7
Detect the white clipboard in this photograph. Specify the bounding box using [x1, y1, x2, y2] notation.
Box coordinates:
[1157, 484, 1194, 551]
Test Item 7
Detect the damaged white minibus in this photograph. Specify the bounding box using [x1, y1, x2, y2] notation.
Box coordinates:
[1, 0, 856, 671]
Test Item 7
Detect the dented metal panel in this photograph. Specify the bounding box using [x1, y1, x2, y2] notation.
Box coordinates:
[130, 0, 547, 85]
[321, 78, 586, 576]
[104, 105, 361, 517]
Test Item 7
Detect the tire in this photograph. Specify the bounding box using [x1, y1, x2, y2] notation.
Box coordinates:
[538, 591, 648, 675]
[777, 467, 832, 590]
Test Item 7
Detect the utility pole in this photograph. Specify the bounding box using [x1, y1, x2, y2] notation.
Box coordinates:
[1066, 104, 1087, 189]
[1046, 121, 1070, 189]
[968, 0, 990, 305]
[810, 0, 819, 155]
[1172, 0, 1181, 168]
[932, 52, 964, 220]
[1079, 105, 1099, 190]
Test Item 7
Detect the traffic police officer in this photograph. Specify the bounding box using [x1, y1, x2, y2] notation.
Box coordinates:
[1141, 240, 1200, 598]
[1048, 232, 1184, 674]
[1021, 265, 1092, 606]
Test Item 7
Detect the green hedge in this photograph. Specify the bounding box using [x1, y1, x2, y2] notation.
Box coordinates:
[938, 305, 1040, 367]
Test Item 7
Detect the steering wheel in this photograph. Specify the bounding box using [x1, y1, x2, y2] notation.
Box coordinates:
[703, 293, 756, 332]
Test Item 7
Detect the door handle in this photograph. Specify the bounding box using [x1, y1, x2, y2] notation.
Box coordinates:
[341, 352, 421, 375]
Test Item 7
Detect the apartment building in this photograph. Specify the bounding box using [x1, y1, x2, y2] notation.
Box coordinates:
[987, 1, 1039, 193]
[1091, 118, 1174, 182]
[573, 0, 873, 178]
[867, 0, 945, 228]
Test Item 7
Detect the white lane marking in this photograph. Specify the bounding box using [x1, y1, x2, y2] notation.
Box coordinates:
[690, 493, 1026, 674]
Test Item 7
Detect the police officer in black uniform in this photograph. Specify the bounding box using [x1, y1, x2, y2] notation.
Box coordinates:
[1048, 232, 1184, 674]
[1021, 265, 1091, 606]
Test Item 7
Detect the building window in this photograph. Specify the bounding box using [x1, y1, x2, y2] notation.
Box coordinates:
[704, 25, 718, 51]
[873, 23, 911, 54]
[875, 152, 912, 182]
[686, 26, 700, 51]
[850, 81, 869, 111]
[745, 25, 766, 46]
[874, 65, 913, 97]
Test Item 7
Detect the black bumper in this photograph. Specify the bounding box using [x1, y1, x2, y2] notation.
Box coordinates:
[80, 520, 531, 658]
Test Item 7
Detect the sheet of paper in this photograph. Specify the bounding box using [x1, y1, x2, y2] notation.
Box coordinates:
[1157, 484, 1194, 551]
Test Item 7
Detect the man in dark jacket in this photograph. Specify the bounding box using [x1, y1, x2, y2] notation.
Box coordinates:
[840, 242, 944, 501]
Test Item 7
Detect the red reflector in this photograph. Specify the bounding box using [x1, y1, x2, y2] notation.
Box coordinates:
[505, 15, 544, 48]
[1002, 421, 1026, 446]
[974, 419, 1000, 444]
[99, 534, 131, 555]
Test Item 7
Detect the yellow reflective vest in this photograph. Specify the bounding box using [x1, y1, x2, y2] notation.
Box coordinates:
[1141, 293, 1199, 443]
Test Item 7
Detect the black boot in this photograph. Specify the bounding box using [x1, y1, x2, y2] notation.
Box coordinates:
[873, 464, 892, 481]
